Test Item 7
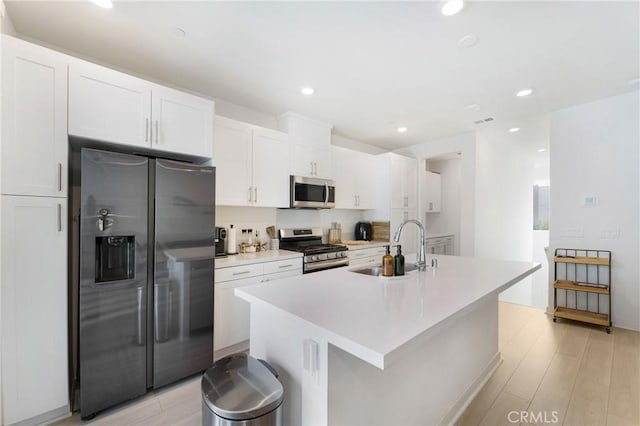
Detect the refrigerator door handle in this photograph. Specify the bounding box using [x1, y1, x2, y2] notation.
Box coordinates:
[136, 286, 145, 346]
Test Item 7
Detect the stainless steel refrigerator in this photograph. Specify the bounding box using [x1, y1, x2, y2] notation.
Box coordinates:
[73, 148, 215, 418]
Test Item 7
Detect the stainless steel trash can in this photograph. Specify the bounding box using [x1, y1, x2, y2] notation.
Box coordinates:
[202, 353, 284, 426]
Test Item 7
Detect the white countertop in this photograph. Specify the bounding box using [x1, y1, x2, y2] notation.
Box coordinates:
[343, 240, 390, 250]
[236, 254, 540, 368]
[215, 250, 302, 269]
[425, 233, 454, 239]
[164, 246, 215, 262]
[344, 234, 453, 250]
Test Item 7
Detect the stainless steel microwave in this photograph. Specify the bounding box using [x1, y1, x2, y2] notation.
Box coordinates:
[290, 175, 336, 209]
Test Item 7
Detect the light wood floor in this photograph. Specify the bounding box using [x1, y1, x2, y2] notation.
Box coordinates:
[53, 302, 639, 426]
[458, 303, 640, 426]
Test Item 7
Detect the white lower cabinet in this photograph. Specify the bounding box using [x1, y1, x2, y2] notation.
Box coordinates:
[214, 258, 302, 355]
[391, 209, 418, 255]
[426, 235, 455, 255]
[1, 196, 68, 425]
[214, 275, 263, 354]
[348, 246, 387, 267]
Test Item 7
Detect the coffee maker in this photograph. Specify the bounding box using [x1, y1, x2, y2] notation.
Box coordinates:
[215, 227, 227, 257]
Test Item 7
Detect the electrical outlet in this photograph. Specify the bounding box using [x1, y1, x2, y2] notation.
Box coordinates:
[582, 195, 598, 207]
[600, 227, 620, 239]
[560, 227, 584, 238]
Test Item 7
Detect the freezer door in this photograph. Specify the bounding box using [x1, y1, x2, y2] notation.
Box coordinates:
[79, 149, 148, 416]
[153, 159, 215, 388]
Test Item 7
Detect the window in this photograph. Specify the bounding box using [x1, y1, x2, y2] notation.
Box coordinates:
[533, 185, 549, 230]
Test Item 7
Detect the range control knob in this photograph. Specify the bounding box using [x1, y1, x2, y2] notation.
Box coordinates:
[312, 255, 319, 261]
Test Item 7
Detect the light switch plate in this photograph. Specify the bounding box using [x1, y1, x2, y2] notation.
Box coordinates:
[582, 195, 598, 207]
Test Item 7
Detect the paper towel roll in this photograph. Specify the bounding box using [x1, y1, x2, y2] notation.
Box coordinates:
[227, 224, 237, 254]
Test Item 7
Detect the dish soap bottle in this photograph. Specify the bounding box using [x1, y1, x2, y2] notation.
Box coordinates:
[393, 245, 405, 276]
[382, 245, 394, 277]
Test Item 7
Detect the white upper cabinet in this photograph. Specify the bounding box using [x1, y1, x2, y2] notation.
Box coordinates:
[290, 143, 331, 178]
[423, 171, 442, 213]
[390, 153, 418, 210]
[278, 112, 333, 179]
[214, 116, 290, 208]
[151, 85, 214, 157]
[251, 127, 290, 207]
[68, 61, 151, 148]
[213, 117, 252, 206]
[1, 36, 68, 197]
[69, 61, 213, 157]
[332, 146, 375, 209]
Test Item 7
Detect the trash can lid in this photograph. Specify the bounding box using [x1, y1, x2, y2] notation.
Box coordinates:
[202, 353, 284, 421]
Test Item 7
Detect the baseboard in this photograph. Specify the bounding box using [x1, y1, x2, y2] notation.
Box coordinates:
[214, 340, 249, 361]
[8, 404, 70, 426]
[438, 352, 502, 426]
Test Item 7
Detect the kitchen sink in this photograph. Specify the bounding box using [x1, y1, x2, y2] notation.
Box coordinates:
[350, 263, 418, 276]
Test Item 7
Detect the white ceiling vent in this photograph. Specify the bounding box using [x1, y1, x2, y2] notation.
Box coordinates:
[473, 117, 495, 125]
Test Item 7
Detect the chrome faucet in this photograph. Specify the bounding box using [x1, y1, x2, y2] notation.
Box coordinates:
[393, 219, 427, 271]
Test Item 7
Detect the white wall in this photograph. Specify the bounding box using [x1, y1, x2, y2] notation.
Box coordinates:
[424, 157, 461, 254]
[549, 90, 640, 331]
[214, 99, 278, 130]
[396, 133, 476, 256]
[332, 134, 386, 155]
[0, 2, 4, 422]
[474, 116, 549, 306]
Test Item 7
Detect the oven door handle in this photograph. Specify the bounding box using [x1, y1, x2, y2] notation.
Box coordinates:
[305, 257, 349, 273]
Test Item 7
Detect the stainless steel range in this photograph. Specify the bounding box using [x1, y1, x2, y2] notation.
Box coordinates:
[278, 228, 349, 273]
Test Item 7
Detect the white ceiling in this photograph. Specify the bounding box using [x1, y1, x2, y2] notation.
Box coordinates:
[5, 1, 639, 150]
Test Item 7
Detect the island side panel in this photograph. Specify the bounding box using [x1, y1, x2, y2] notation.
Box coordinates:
[327, 295, 499, 426]
[248, 303, 329, 426]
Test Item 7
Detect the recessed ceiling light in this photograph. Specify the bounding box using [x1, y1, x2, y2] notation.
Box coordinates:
[508, 127, 521, 133]
[397, 126, 408, 133]
[627, 76, 640, 86]
[516, 88, 533, 97]
[441, 0, 465, 16]
[300, 87, 314, 96]
[537, 148, 546, 152]
[458, 34, 479, 49]
[90, 0, 113, 9]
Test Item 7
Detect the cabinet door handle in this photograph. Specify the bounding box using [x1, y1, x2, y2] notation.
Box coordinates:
[429, 202, 433, 211]
[57, 163, 62, 191]
[310, 162, 314, 175]
[254, 187, 258, 203]
[155, 120, 159, 144]
[357, 195, 360, 207]
[57, 203, 62, 232]
[145, 118, 149, 142]
[248, 187, 253, 203]
[278, 264, 293, 269]
[314, 162, 318, 176]
[233, 270, 251, 276]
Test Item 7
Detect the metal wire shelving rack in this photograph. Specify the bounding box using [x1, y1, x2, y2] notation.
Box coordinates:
[553, 248, 612, 333]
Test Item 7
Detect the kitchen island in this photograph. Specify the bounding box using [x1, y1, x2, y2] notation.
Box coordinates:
[236, 254, 540, 425]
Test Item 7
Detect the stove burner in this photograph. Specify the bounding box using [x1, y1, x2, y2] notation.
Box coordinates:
[278, 228, 349, 273]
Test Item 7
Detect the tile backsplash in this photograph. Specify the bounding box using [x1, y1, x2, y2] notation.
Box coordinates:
[215, 206, 366, 244]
